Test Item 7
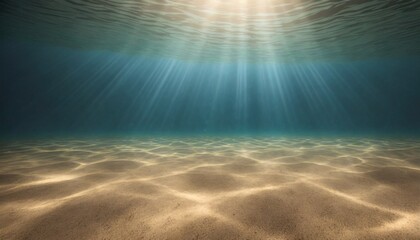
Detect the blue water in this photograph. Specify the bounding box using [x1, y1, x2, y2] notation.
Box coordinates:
[1, 3, 420, 239]
[1, 41, 419, 137]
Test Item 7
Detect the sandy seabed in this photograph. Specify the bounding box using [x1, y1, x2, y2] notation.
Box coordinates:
[0, 137, 419, 240]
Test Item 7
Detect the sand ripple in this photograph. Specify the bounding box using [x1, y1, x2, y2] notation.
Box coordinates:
[0, 137, 419, 239]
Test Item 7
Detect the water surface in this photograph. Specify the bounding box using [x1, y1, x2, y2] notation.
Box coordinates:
[2, 0, 420, 61]
[1, 1, 420, 239]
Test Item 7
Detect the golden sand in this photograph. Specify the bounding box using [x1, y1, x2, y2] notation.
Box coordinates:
[0, 137, 419, 239]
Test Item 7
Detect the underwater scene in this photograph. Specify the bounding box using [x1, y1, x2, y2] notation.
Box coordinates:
[1, 1, 420, 239]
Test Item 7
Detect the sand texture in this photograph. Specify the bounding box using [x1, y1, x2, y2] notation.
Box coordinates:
[0, 137, 419, 240]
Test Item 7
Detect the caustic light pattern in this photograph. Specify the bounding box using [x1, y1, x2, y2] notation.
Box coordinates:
[1, 137, 420, 239]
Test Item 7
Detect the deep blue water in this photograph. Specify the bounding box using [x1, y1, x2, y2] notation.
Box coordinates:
[1, 41, 420, 137]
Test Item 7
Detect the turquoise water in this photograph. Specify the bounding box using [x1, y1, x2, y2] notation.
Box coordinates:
[2, 1, 420, 61]
[1, 41, 420, 136]
[1, 2, 420, 239]
[1, 1, 420, 136]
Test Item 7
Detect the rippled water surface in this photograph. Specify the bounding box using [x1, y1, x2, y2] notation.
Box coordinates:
[1, 1, 420, 239]
[2, 0, 420, 61]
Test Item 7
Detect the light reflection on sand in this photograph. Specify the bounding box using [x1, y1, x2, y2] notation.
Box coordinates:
[0, 137, 419, 239]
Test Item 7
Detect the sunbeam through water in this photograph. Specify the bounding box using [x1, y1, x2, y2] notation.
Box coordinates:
[1, 1, 420, 239]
